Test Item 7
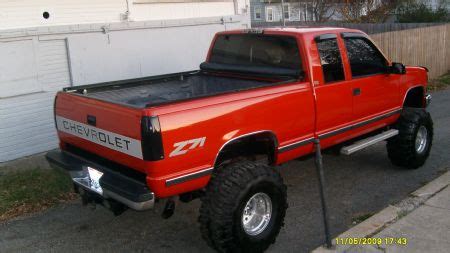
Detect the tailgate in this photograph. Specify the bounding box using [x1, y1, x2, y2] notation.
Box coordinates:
[55, 92, 146, 171]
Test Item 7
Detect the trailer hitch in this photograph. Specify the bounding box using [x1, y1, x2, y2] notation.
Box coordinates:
[76, 184, 128, 216]
[162, 197, 176, 219]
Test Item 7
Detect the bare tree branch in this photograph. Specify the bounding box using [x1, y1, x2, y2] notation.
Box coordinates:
[310, 0, 337, 22]
[337, 0, 403, 23]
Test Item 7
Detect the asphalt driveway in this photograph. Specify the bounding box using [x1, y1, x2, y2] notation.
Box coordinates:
[1, 89, 449, 253]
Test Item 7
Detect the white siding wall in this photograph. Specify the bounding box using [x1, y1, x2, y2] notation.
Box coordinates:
[38, 40, 72, 91]
[0, 39, 40, 97]
[0, 39, 70, 97]
[0, 0, 245, 30]
[0, 38, 71, 161]
[131, 2, 235, 21]
[0, 1, 249, 163]
[0, 16, 248, 163]
[0, 92, 59, 160]
[0, 0, 127, 30]
[68, 24, 225, 85]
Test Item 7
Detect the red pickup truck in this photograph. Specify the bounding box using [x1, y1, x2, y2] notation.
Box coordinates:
[46, 27, 433, 252]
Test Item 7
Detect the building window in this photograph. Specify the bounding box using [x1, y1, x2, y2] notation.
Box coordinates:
[266, 7, 274, 22]
[300, 3, 308, 21]
[283, 4, 290, 20]
[254, 7, 262, 20]
[301, 3, 315, 21]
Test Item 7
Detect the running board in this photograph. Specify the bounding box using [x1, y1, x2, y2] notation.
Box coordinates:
[340, 129, 399, 155]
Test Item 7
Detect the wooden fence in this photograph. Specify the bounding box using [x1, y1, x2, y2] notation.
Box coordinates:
[252, 21, 446, 34]
[370, 24, 450, 79]
[253, 22, 450, 79]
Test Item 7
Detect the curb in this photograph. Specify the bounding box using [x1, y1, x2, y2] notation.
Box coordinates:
[311, 169, 450, 253]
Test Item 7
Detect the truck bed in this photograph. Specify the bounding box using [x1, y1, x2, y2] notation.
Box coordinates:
[67, 72, 275, 108]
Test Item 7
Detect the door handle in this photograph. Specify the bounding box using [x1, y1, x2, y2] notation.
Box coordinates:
[353, 88, 361, 96]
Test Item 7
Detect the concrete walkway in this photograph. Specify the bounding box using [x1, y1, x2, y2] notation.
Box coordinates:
[313, 170, 450, 253]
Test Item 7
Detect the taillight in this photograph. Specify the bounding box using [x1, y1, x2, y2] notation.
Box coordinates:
[141, 116, 164, 161]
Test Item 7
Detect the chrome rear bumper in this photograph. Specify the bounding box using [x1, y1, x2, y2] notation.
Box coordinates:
[46, 149, 154, 211]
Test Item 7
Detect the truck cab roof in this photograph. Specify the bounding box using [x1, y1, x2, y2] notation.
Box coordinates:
[219, 27, 364, 36]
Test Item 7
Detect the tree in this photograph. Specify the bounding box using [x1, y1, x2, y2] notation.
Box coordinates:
[397, 1, 449, 23]
[311, 0, 337, 22]
[361, 0, 403, 22]
[337, 0, 402, 23]
[337, 0, 370, 22]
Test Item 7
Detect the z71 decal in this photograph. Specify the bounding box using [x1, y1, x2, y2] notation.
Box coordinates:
[170, 137, 206, 157]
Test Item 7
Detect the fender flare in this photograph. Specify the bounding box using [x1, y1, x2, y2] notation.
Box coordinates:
[213, 130, 279, 167]
[402, 85, 425, 108]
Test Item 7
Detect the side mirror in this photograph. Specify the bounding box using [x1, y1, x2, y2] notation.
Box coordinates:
[389, 62, 406, 74]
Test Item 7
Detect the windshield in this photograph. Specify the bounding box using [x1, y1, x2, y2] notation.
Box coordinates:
[209, 34, 302, 71]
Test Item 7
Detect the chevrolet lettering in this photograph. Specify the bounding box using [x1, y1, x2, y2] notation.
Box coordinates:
[55, 116, 143, 159]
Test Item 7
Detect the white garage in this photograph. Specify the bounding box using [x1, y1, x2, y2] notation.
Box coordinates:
[0, 0, 250, 162]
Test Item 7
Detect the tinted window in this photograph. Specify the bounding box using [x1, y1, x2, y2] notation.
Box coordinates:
[316, 38, 345, 83]
[344, 37, 387, 77]
[210, 34, 301, 70]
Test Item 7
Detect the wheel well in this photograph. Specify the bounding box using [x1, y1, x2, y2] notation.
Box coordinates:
[404, 86, 425, 108]
[215, 132, 277, 167]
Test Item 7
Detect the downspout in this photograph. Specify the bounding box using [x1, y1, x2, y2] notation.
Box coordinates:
[233, 0, 238, 15]
[123, 0, 131, 21]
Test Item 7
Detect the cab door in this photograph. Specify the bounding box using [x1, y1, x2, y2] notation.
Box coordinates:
[341, 33, 400, 120]
[312, 34, 354, 141]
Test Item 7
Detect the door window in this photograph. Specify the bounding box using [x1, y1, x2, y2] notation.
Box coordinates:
[343, 37, 388, 77]
[316, 38, 345, 83]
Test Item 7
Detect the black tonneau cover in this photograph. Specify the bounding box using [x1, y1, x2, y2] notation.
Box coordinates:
[200, 62, 302, 78]
[85, 73, 272, 108]
[65, 71, 285, 108]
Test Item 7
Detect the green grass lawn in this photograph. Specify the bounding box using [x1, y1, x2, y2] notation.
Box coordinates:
[428, 72, 450, 91]
[0, 168, 76, 221]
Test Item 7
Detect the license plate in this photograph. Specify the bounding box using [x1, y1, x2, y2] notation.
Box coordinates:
[87, 167, 104, 194]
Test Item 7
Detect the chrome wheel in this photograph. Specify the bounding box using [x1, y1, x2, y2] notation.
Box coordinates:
[415, 125, 428, 154]
[242, 192, 272, 236]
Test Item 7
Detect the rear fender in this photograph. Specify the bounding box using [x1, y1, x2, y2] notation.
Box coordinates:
[214, 130, 279, 167]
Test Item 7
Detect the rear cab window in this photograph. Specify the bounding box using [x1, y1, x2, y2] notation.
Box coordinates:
[207, 33, 303, 79]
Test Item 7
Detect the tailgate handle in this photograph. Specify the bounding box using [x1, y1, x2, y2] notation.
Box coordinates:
[87, 115, 96, 126]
